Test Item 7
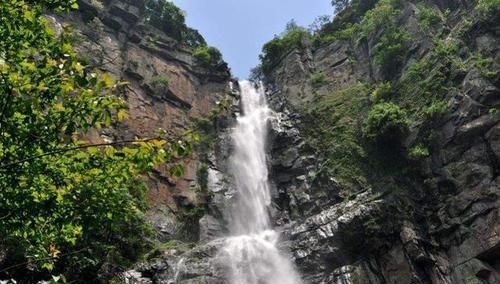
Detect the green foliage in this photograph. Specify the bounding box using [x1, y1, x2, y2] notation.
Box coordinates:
[371, 81, 393, 102]
[312, 23, 357, 47]
[331, 0, 379, 18]
[260, 0, 404, 77]
[422, 100, 447, 120]
[476, 0, 500, 14]
[308, 15, 331, 34]
[433, 37, 460, 59]
[398, 36, 462, 123]
[144, 0, 206, 48]
[211, 96, 232, 117]
[313, 0, 381, 47]
[356, 0, 409, 74]
[416, 3, 442, 30]
[468, 52, 498, 79]
[310, 71, 328, 89]
[193, 46, 223, 68]
[401, 59, 444, 98]
[0, 1, 194, 281]
[260, 21, 311, 76]
[305, 83, 370, 187]
[408, 144, 430, 160]
[144, 0, 187, 42]
[363, 102, 410, 143]
[151, 75, 169, 89]
[373, 27, 410, 75]
[185, 28, 207, 48]
[359, 0, 400, 38]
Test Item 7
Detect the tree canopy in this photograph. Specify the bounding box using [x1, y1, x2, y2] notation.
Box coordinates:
[144, 0, 207, 48]
[0, 0, 194, 281]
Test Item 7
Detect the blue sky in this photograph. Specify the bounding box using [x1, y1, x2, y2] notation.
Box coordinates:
[171, 0, 333, 79]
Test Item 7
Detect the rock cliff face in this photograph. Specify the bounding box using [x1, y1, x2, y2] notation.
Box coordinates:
[62, 1, 499, 283]
[50, 0, 232, 242]
[263, 0, 500, 283]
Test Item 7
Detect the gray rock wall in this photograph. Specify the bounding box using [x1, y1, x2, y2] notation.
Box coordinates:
[264, 1, 500, 283]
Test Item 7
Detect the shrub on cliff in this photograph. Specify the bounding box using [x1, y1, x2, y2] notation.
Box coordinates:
[145, 0, 186, 41]
[363, 102, 410, 144]
[371, 81, 393, 102]
[416, 3, 442, 30]
[260, 20, 311, 76]
[144, 0, 206, 48]
[185, 27, 207, 48]
[151, 75, 170, 89]
[0, 0, 194, 281]
[477, 0, 500, 14]
[331, 0, 379, 14]
[373, 26, 410, 75]
[193, 46, 223, 68]
[305, 83, 370, 188]
[408, 144, 430, 160]
[310, 71, 329, 89]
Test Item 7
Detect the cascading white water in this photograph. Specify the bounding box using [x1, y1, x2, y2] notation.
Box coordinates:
[229, 81, 271, 235]
[220, 81, 301, 284]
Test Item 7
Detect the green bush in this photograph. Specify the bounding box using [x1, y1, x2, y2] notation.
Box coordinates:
[311, 0, 379, 47]
[306, 83, 370, 187]
[193, 46, 223, 68]
[469, 52, 498, 79]
[310, 71, 328, 89]
[373, 26, 410, 75]
[151, 75, 169, 89]
[416, 3, 442, 30]
[422, 100, 447, 120]
[312, 22, 357, 47]
[476, 0, 500, 13]
[360, 0, 400, 38]
[260, 21, 311, 76]
[144, 0, 206, 48]
[371, 81, 392, 102]
[145, 0, 187, 41]
[363, 102, 410, 143]
[184, 27, 207, 48]
[326, 0, 379, 30]
[408, 144, 430, 160]
[398, 35, 462, 121]
[0, 1, 195, 281]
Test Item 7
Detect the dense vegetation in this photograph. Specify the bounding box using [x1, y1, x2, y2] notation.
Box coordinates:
[144, 0, 224, 69]
[144, 0, 205, 48]
[267, 0, 499, 192]
[0, 0, 195, 282]
[258, 0, 499, 79]
[259, 20, 311, 76]
[193, 46, 224, 68]
[257, 0, 408, 77]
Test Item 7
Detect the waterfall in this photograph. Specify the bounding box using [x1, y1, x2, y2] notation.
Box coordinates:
[220, 81, 301, 284]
